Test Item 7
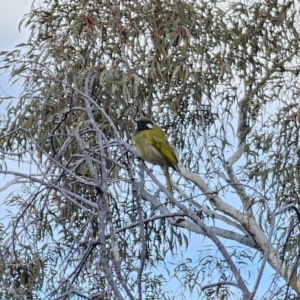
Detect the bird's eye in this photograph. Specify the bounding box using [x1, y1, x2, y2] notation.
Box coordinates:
[146, 123, 153, 128]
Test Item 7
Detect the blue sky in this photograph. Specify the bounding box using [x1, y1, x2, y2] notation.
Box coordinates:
[0, 1, 32, 222]
[0, 0, 31, 93]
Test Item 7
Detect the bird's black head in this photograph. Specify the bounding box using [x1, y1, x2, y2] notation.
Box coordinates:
[135, 117, 154, 130]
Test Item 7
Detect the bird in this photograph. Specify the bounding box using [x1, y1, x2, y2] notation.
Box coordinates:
[132, 116, 179, 194]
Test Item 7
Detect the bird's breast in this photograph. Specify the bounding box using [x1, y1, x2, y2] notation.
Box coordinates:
[133, 132, 166, 166]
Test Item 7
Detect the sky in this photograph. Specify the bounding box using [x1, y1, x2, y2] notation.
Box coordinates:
[0, 1, 32, 220]
[0, 0, 32, 49]
[0, 0, 32, 94]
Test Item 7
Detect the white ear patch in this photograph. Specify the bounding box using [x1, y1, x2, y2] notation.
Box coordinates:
[146, 123, 153, 128]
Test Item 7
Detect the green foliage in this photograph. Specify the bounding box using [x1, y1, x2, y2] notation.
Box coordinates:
[0, 0, 300, 299]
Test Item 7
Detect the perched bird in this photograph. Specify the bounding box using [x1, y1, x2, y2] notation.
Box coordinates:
[132, 117, 179, 194]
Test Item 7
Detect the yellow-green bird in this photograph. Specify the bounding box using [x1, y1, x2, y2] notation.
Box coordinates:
[132, 117, 179, 194]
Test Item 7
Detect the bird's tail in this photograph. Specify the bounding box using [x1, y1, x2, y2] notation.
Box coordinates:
[163, 165, 173, 195]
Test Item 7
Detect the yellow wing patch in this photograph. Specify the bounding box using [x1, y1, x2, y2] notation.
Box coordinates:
[144, 128, 178, 170]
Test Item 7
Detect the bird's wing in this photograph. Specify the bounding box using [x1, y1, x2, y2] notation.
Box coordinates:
[145, 130, 178, 170]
